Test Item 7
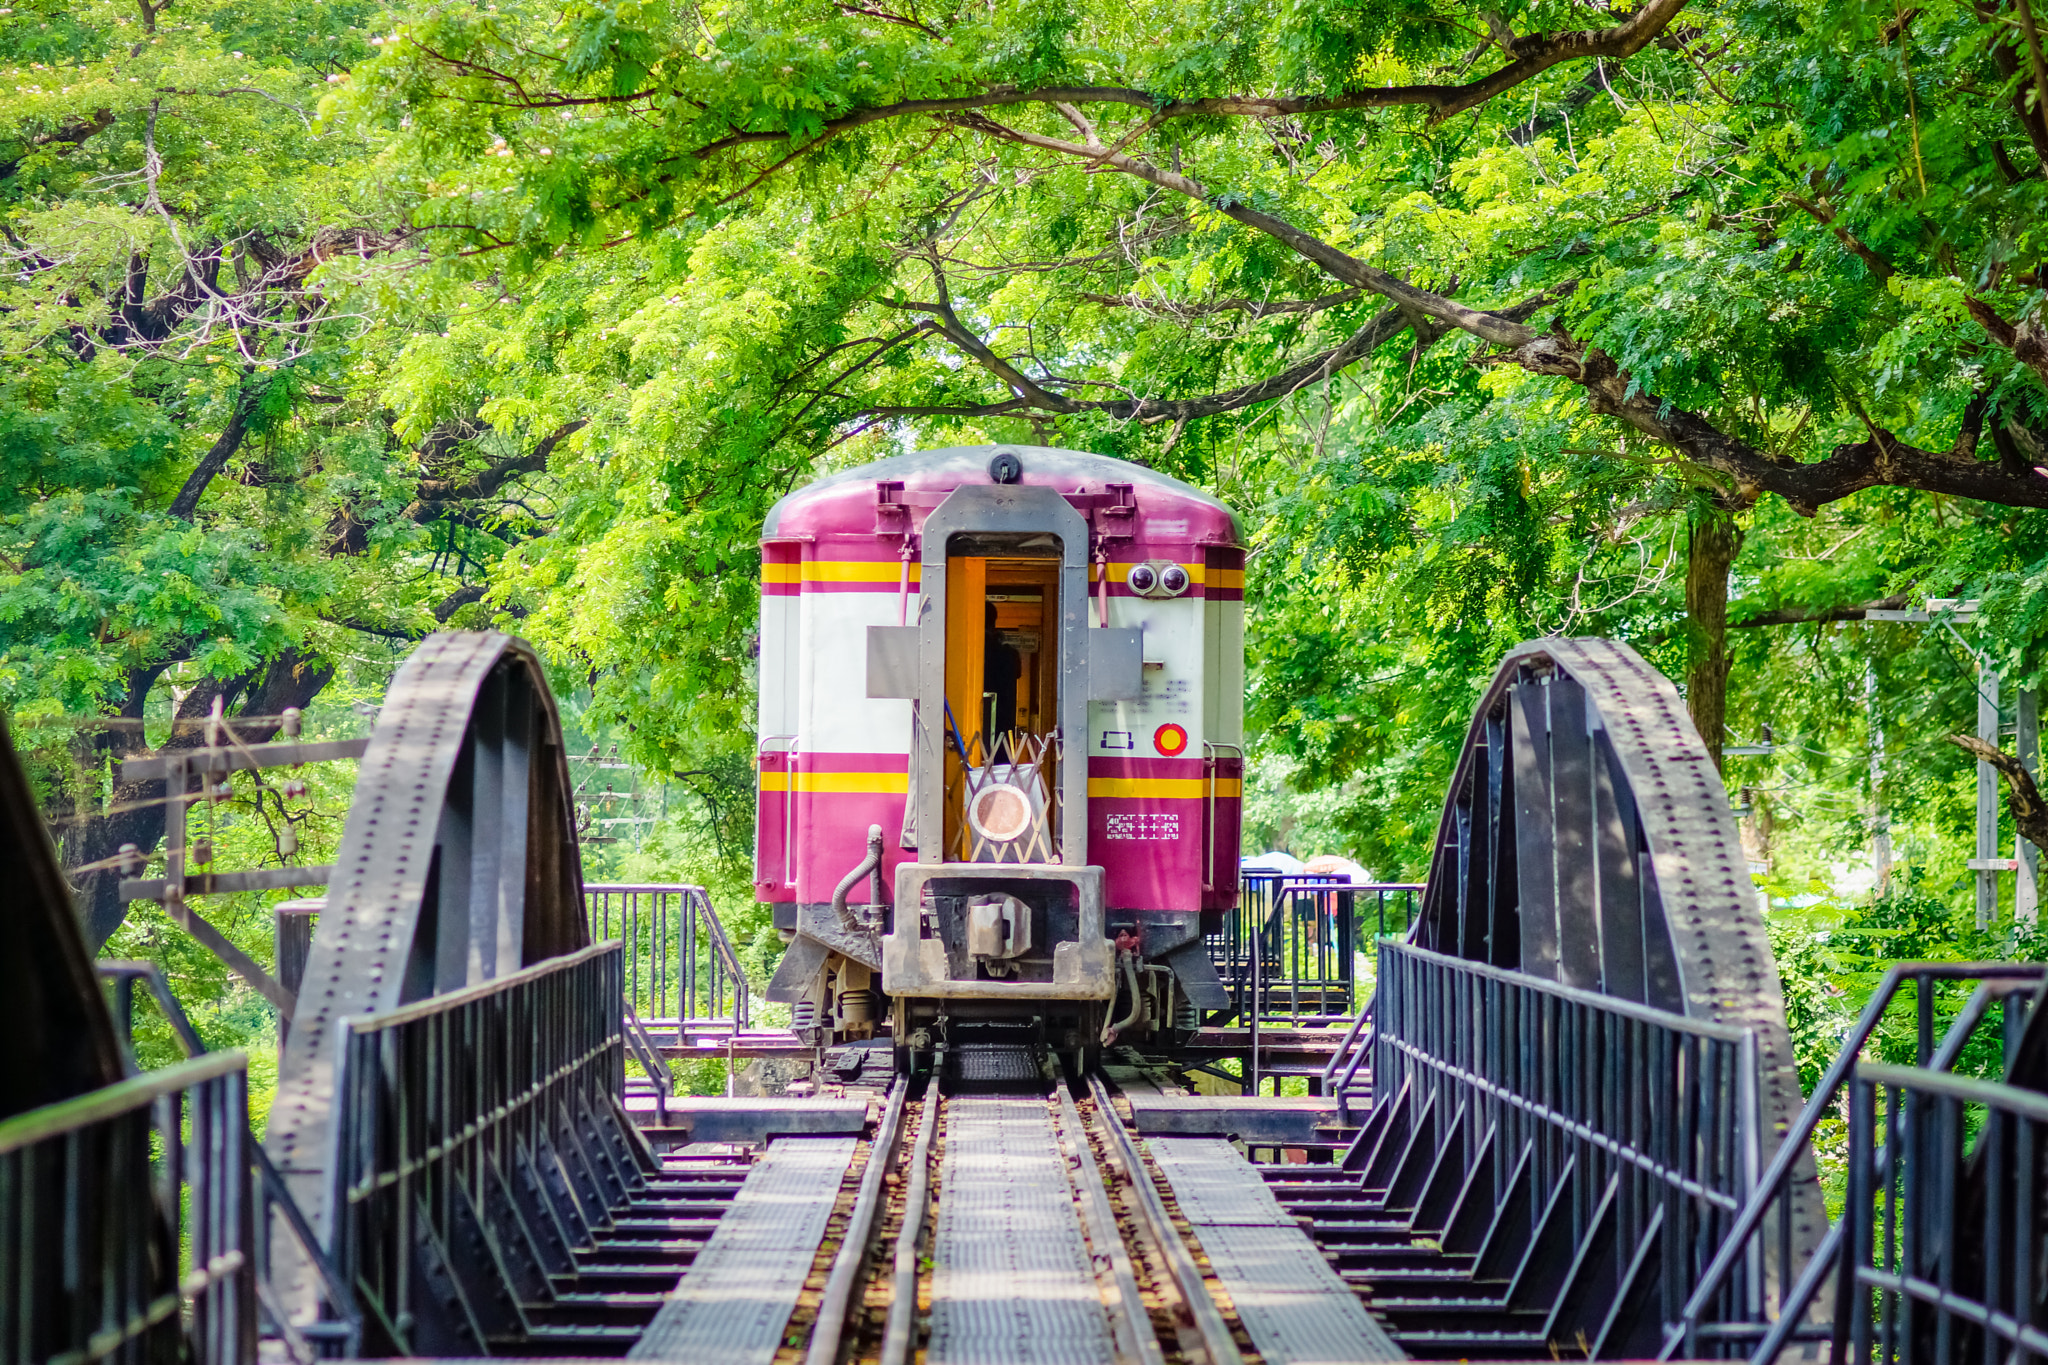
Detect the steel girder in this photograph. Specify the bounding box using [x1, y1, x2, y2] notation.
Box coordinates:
[1399, 637, 1826, 1353]
[266, 632, 591, 1293]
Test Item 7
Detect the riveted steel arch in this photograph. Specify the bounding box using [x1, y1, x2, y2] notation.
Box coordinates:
[1413, 638, 1806, 1144]
[265, 631, 589, 1247]
[0, 713, 125, 1115]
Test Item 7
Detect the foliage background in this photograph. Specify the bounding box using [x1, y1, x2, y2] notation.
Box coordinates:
[3, 0, 2046, 1111]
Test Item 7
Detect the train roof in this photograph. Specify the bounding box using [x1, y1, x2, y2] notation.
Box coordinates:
[763, 444, 1242, 543]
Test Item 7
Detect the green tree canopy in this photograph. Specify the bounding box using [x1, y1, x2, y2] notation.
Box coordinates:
[5, 0, 2045, 948]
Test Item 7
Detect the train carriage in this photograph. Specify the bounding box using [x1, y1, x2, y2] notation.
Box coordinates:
[755, 444, 1244, 1066]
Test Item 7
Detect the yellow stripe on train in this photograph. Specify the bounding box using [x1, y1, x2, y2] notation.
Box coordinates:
[761, 561, 923, 584]
[1087, 777, 1243, 799]
[763, 773, 1241, 799]
[758, 771, 911, 794]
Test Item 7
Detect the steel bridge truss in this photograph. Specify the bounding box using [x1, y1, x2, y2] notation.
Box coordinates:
[1282, 941, 1770, 1358]
[320, 941, 657, 1356]
[23, 630, 2048, 1365]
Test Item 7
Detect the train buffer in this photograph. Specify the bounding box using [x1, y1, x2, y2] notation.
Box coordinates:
[12, 625, 2048, 1363]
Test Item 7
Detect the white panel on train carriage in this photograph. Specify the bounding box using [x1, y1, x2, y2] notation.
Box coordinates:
[1214, 598, 1245, 746]
[758, 592, 800, 740]
[798, 586, 914, 754]
[1203, 592, 1223, 744]
[1087, 594, 1206, 758]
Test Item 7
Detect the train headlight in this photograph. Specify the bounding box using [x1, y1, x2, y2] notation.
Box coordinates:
[1127, 558, 1192, 598]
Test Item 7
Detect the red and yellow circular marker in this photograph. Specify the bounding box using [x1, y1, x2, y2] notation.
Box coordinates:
[1153, 723, 1189, 757]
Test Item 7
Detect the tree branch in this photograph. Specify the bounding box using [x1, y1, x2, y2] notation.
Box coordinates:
[481, 0, 1688, 154]
[866, 304, 1416, 421]
[168, 380, 261, 520]
[954, 113, 2048, 513]
[1965, 297, 2048, 388]
[1950, 735, 2048, 851]
[1783, 193, 1896, 281]
[1079, 287, 1363, 318]
[0, 107, 116, 179]
[1730, 594, 1910, 627]
[406, 418, 587, 520]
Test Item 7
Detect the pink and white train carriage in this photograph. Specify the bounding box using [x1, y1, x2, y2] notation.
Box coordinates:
[755, 445, 1245, 1069]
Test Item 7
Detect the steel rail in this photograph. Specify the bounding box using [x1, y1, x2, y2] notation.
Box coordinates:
[881, 1071, 942, 1365]
[806, 1077, 911, 1365]
[1056, 1076, 1165, 1365]
[1087, 1073, 1245, 1365]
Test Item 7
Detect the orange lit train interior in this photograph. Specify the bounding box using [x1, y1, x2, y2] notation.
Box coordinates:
[942, 551, 1060, 862]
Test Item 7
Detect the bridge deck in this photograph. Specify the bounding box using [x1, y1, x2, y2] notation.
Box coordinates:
[627, 1137, 857, 1364]
[927, 1095, 1116, 1365]
[1147, 1136, 1404, 1364]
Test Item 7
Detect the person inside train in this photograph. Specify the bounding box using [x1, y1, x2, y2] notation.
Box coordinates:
[983, 601, 1020, 738]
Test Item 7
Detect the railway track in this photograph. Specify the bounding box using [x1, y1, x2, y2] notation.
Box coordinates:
[623, 1050, 1401, 1365]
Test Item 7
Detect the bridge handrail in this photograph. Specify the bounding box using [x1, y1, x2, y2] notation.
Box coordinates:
[0, 1046, 243, 1149]
[1387, 938, 1758, 1041]
[93, 964, 364, 1361]
[1313, 884, 1424, 1118]
[343, 938, 623, 1032]
[327, 940, 649, 1355]
[584, 882, 750, 1029]
[678, 883, 751, 1025]
[0, 1049, 256, 1364]
[1660, 960, 2048, 1361]
[1222, 876, 1424, 1024]
[1374, 938, 1768, 1354]
[1842, 1062, 2048, 1362]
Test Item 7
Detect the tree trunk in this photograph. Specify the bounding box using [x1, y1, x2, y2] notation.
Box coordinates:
[62, 648, 333, 949]
[1685, 511, 1744, 772]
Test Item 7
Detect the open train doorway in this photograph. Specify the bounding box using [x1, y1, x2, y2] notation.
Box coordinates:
[941, 536, 1062, 865]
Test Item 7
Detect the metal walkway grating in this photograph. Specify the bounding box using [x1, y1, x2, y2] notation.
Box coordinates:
[628, 1137, 857, 1364]
[1148, 1136, 1405, 1363]
[927, 1096, 1114, 1365]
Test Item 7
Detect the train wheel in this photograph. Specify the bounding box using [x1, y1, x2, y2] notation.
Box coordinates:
[890, 995, 913, 1078]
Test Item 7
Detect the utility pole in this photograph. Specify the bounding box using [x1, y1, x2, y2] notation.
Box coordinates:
[2020, 689, 2041, 925]
[1862, 599, 2028, 926]
[1977, 660, 2001, 931]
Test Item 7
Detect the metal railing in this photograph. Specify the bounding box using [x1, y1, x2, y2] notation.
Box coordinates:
[1662, 962, 2048, 1361]
[94, 960, 362, 1362]
[326, 940, 650, 1355]
[1213, 875, 1422, 1022]
[1371, 939, 1765, 1356]
[1842, 1062, 2048, 1364]
[0, 1050, 255, 1365]
[1317, 995, 1375, 1122]
[584, 883, 749, 1030]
